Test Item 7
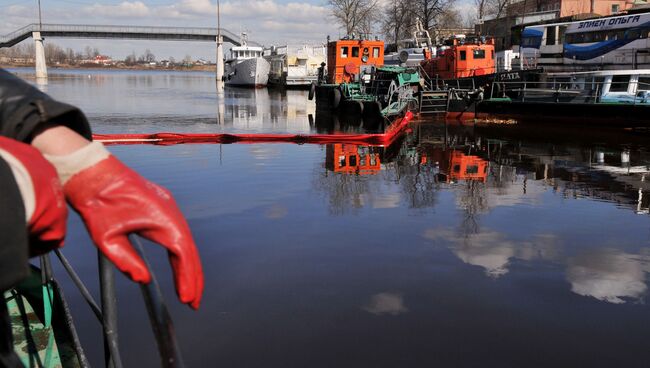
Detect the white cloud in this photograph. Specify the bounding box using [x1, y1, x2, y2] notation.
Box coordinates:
[84, 1, 151, 18]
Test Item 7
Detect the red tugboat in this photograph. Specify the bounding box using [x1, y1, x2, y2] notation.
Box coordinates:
[420, 35, 496, 82]
[419, 34, 542, 120]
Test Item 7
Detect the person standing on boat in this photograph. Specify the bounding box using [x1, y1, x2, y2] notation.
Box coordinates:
[0, 68, 204, 366]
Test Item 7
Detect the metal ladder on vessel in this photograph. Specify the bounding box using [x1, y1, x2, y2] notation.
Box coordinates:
[419, 90, 449, 114]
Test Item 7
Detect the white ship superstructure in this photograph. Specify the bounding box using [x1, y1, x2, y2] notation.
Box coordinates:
[224, 32, 270, 87]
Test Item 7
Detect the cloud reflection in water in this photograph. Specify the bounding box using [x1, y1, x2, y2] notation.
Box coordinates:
[362, 293, 408, 316]
[567, 249, 650, 304]
[423, 228, 558, 278]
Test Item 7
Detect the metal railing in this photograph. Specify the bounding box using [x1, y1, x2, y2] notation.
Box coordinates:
[1, 23, 258, 48]
[485, 79, 650, 105]
[49, 235, 185, 367]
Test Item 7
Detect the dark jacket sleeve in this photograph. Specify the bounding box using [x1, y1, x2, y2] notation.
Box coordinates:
[0, 156, 28, 292]
[0, 68, 92, 142]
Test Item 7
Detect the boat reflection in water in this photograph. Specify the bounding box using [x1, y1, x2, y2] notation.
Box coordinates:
[218, 87, 314, 133]
[315, 118, 650, 304]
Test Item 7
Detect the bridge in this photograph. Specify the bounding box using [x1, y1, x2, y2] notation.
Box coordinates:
[0, 23, 259, 48]
[1, 24, 260, 80]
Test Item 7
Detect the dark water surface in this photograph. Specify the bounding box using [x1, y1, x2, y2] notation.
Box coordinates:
[12, 68, 650, 367]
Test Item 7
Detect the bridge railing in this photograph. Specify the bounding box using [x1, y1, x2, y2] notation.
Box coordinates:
[1, 23, 259, 48]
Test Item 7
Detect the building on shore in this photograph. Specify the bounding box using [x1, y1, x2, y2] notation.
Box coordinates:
[477, 0, 644, 50]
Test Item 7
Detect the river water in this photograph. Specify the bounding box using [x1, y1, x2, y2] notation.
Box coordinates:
[10, 68, 650, 367]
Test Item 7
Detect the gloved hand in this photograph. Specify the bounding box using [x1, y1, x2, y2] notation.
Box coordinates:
[0, 136, 67, 255]
[46, 142, 204, 309]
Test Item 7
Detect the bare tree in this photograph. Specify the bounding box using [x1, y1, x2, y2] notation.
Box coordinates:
[413, 0, 457, 31]
[381, 2, 411, 44]
[327, 0, 379, 36]
[475, 0, 488, 22]
[125, 51, 137, 66]
[143, 49, 155, 63]
[438, 8, 462, 29]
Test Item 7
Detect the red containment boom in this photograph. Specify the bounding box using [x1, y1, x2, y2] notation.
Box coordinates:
[93, 112, 413, 147]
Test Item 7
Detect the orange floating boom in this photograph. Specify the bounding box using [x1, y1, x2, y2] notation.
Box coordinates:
[94, 112, 413, 147]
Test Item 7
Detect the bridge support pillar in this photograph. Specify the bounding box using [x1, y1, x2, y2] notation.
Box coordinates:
[216, 35, 224, 90]
[33, 32, 48, 80]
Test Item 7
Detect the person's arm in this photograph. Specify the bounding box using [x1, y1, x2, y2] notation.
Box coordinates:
[0, 69, 91, 142]
[31, 124, 91, 156]
[1, 69, 204, 309]
[0, 136, 68, 292]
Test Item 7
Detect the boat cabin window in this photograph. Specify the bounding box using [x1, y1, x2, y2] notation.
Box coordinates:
[610, 75, 631, 92]
[341, 47, 349, 58]
[473, 49, 485, 59]
[546, 26, 557, 45]
[352, 47, 360, 57]
[491, 50, 494, 59]
[459, 50, 466, 60]
[373, 47, 380, 58]
[466, 165, 479, 174]
[638, 77, 650, 91]
[626, 29, 641, 40]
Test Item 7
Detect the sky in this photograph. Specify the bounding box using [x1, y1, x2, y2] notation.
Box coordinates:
[0, 0, 476, 61]
[0, 0, 340, 61]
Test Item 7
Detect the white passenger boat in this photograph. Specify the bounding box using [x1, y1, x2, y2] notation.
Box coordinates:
[519, 11, 650, 72]
[225, 32, 270, 87]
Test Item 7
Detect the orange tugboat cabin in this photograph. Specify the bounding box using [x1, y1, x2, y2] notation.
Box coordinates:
[327, 37, 384, 84]
[421, 36, 496, 80]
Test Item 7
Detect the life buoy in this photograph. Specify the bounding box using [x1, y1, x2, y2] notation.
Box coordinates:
[344, 62, 358, 76]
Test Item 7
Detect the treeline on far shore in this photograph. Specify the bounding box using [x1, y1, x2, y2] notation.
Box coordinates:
[0, 42, 210, 70]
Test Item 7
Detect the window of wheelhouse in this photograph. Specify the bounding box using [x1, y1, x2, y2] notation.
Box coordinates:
[373, 47, 380, 58]
[341, 47, 349, 58]
[546, 26, 557, 45]
[352, 47, 360, 57]
[473, 49, 486, 59]
[491, 50, 494, 59]
[637, 76, 650, 91]
[610, 75, 631, 92]
[460, 50, 466, 60]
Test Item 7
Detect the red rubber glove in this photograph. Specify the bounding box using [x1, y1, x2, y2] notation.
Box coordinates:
[63, 154, 204, 309]
[0, 137, 67, 256]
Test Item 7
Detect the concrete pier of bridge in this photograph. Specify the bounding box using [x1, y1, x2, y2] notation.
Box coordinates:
[33, 32, 47, 79]
[216, 34, 224, 90]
